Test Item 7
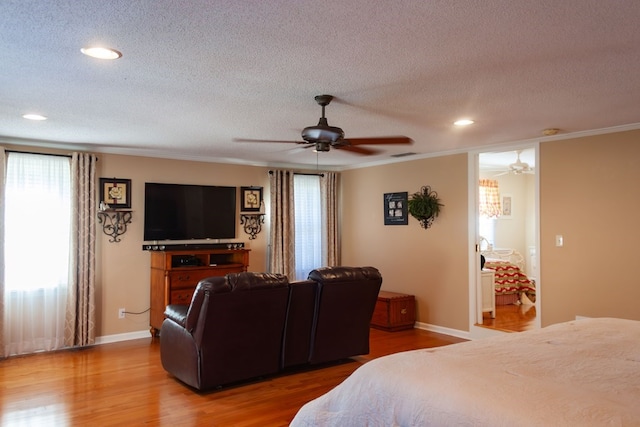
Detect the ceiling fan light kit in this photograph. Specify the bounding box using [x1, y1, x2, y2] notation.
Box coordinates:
[313, 141, 331, 152]
[509, 151, 533, 174]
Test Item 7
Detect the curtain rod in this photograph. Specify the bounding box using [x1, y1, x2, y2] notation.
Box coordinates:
[268, 170, 325, 177]
[5, 149, 72, 158]
[4, 149, 99, 161]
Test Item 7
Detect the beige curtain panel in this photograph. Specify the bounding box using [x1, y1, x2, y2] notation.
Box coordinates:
[65, 152, 98, 347]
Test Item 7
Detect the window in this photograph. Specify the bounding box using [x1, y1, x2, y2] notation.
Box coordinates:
[478, 178, 500, 246]
[3, 153, 70, 356]
[293, 174, 322, 280]
[479, 216, 496, 248]
[4, 153, 71, 290]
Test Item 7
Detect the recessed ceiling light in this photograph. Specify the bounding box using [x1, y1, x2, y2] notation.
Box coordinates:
[454, 119, 474, 126]
[81, 46, 122, 60]
[23, 114, 47, 121]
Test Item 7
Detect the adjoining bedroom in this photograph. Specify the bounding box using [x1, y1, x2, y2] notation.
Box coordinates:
[477, 147, 537, 333]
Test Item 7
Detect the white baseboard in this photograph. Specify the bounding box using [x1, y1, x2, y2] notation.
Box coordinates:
[95, 330, 151, 345]
[414, 321, 470, 341]
[97, 323, 470, 346]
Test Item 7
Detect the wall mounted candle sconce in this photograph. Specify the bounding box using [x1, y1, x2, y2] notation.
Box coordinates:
[97, 209, 133, 242]
[240, 213, 265, 240]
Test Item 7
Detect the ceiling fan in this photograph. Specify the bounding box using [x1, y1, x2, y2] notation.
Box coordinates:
[495, 150, 534, 176]
[235, 95, 413, 155]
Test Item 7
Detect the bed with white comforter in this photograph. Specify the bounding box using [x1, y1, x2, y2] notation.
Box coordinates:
[290, 318, 640, 426]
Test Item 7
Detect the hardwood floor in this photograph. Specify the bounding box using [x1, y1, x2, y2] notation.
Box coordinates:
[0, 328, 465, 426]
[479, 302, 537, 332]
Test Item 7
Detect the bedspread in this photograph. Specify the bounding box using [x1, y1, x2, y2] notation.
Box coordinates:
[291, 318, 640, 426]
[484, 259, 535, 295]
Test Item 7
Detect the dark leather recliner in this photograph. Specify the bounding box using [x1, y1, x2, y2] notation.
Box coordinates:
[160, 272, 290, 390]
[306, 266, 382, 364]
[160, 267, 383, 390]
[281, 279, 318, 369]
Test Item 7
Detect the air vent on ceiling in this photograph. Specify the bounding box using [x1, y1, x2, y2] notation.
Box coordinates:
[390, 152, 417, 158]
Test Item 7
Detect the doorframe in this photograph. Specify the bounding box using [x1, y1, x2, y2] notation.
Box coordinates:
[467, 143, 541, 339]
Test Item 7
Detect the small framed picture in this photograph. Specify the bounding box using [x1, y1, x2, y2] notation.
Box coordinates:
[241, 186, 262, 212]
[501, 193, 513, 219]
[99, 178, 131, 209]
[383, 192, 408, 225]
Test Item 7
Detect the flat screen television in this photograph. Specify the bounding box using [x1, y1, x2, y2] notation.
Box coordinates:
[143, 182, 236, 241]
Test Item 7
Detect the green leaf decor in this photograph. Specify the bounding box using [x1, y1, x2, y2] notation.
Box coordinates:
[407, 186, 443, 229]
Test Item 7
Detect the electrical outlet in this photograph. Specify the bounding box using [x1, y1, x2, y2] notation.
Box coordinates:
[118, 308, 125, 319]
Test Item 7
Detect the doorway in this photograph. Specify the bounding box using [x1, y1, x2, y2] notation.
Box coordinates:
[469, 145, 540, 337]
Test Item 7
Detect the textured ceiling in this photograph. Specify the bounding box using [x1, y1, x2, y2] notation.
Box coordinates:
[2, 1, 639, 169]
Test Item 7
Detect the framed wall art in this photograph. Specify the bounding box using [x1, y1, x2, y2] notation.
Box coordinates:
[384, 192, 408, 225]
[99, 178, 131, 209]
[241, 186, 263, 212]
[501, 193, 513, 219]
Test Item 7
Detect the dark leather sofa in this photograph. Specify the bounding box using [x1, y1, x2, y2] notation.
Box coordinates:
[160, 266, 382, 391]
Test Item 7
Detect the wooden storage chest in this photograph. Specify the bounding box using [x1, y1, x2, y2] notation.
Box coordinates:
[371, 291, 416, 331]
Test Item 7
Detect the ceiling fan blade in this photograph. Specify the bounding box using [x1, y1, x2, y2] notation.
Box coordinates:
[233, 137, 307, 145]
[335, 145, 380, 155]
[493, 171, 509, 177]
[344, 136, 413, 146]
